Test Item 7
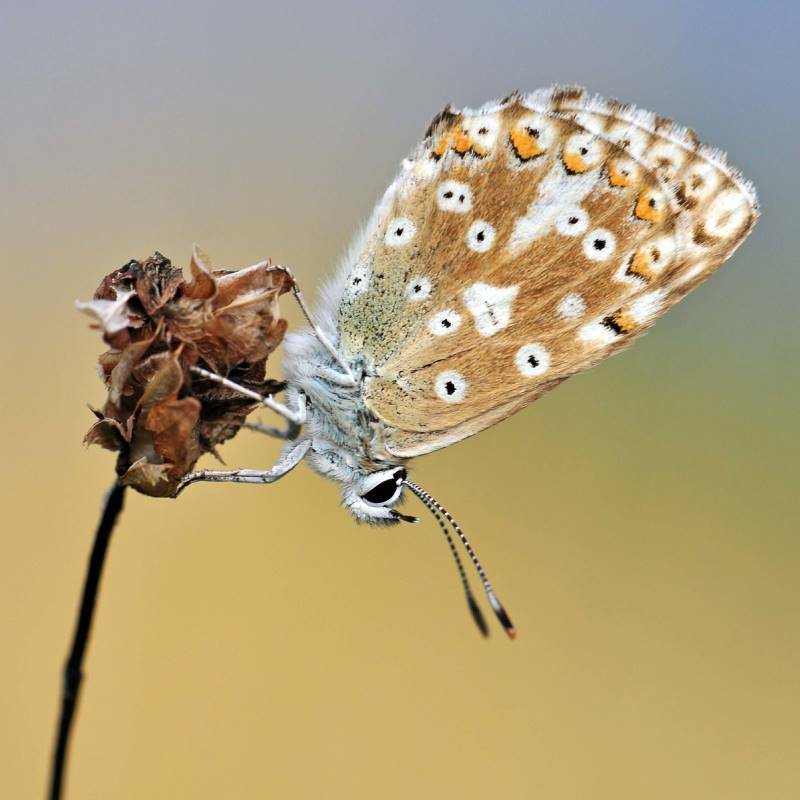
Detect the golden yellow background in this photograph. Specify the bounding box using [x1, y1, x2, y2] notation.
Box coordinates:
[2, 2, 798, 797]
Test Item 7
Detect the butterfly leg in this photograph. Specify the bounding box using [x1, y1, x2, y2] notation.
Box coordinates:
[241, 393, 306, 440]
[189, 365, 307, 427]
[243, 420, 295, 440]
[284, 268, 357, 387]
[175, 438, 311, 495]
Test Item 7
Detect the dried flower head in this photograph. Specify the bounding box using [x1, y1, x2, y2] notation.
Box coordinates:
[79, 246, 293, 497]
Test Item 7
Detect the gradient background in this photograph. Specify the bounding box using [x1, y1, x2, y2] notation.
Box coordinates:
[2, 1, 798, 797]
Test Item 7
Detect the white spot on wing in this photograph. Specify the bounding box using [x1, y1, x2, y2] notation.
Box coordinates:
[385, 217, 416, 247]
[704, 189, 750, 238]
[563, 132, 605, 170]
[607, 122, 649, 158]
[515, 344, 550, 377]
[679, 160, 721, 205]
[466, 220, 496, 252]
[429, 309, 462, 336]
[675, 261, 707, 285]
[582, 228, 616, 261]
[507, 162, 598, 252]
[514, 113, 557, 152]
[628, 289, 666, 324]
[437, 180, 472, 213]
[555, 206, 589, 237]
[578, 318, 617, 346]
[646, 141, 687, 180]
[574, 111, 605, 136]
[557, 292, 586, 321]
[463, 283, 519, 337]
[608, 157, 640, 185]
[345, 262, 371, 298]
[463, 114, 500, 152]
[435, 370, 467, 403]
[405, 276, 432, 301]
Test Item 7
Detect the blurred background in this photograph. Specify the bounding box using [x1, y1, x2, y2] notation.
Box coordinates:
[1, 1, 798, 797]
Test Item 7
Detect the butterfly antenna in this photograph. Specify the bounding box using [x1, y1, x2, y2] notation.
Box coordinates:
[403, 480, 516, 639]
[418, 495, 489, 637]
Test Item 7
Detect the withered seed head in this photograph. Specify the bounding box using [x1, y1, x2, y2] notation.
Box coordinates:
[78, 245, 293, 497]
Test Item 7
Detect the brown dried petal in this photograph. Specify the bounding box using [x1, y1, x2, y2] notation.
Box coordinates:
[120, 459, 175, 497]
[138, 349, 184, 415]
[183, 243, 217, 300]
[134, 254, 184, 316]
[76, 288, 136, 336]
[145, 397, 201, 477]
[213, 262, 292, 309]
[108, 330, 158, 407]
[84, 418, 129, 451]
[189, 266, 292, 368]
[82, 247, 292, 498]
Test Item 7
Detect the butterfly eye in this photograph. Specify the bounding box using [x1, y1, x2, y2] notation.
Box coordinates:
[555, 205, 589, 237]
[362, 479, 399, 505]
[361, 468, 406, 506]
[437, 180, 472, 213]
[385, 217, 416, 247]
[466, 220, 496, 253]
[362, 480, 396, 504]
[582, 228, 617, 261]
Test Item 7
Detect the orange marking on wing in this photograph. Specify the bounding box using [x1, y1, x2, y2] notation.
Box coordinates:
[563, 151, 589, 173]
[635, 191, 663, 223]
[453, 129, 472, 154]
[608, 160, 632, 187]
[607, 311, 636, 334]
[433, 135, 449, 158]
[509, 128, 543, 160]
[628, 250, 655, 281]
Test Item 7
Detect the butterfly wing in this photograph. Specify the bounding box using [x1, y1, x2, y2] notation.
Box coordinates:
[334, 87, 758, 459]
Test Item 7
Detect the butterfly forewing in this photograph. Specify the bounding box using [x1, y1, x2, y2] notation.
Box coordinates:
[336, 87, 757, 458]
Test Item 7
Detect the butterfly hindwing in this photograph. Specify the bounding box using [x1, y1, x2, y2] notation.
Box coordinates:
[335, 87, 758, 459]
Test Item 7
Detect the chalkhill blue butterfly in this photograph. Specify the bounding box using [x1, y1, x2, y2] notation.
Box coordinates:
[181, 86, 759, 637]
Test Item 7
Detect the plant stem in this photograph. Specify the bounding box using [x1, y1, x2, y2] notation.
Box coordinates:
[48, 481, 127, 800]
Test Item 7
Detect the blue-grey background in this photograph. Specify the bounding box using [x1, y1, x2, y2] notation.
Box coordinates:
[1, 1, 797, 797]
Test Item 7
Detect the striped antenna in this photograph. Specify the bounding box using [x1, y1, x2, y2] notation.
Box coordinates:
[403, 480, 516, 639]
[416, 492, 489, 637]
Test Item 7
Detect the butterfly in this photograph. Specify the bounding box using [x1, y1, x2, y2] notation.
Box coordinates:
[181, 86, 758, 637]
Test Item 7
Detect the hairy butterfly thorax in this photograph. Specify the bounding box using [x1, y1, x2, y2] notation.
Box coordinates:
[179, 86, 758, 637]
[283, 327, 409, 523]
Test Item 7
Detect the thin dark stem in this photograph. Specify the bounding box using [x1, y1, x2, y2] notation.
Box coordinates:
[48, 480, 127, 800]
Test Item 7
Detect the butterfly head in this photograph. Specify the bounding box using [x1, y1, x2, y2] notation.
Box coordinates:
[343, 466, 418, 524]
